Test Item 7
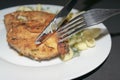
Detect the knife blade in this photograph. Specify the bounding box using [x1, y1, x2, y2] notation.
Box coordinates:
[35, 0, 78, 44]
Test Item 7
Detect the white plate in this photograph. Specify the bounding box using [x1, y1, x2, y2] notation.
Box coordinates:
[0, 4, 112, 80]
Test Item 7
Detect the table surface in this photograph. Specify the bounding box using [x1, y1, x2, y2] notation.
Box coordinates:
[0, 0, 120, 80]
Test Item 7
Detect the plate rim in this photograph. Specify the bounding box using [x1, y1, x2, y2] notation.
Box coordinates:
[0, 4, 112, 80]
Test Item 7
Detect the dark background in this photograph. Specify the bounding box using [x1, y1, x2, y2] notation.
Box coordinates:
[0, 0, 120, 80]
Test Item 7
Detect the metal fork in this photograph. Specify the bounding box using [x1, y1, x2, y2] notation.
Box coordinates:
[57, 9, 120, 42]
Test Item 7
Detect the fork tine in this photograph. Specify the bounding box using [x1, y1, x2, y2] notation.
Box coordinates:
[58, 12, 85, 32]
[57, 12, 87, 42]
[58, 22, 86, 42]
[59, 18, 84, 34]
[58, 17, 84, 33]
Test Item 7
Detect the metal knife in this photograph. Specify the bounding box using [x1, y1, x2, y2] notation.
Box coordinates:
[35, 0, 78, 44]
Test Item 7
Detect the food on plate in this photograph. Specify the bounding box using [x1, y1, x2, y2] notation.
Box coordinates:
[4, 5, 101, 61]
[4, 11, 62, 60]
[17, 4, 42, 11]
[60, 47, 73, 61]
[61, 28, 101, 61]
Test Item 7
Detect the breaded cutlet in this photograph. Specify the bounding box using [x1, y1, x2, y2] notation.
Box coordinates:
[4, 11, 67, 60]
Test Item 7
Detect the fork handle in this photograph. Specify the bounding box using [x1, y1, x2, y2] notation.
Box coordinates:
[84, 9, 120, 26]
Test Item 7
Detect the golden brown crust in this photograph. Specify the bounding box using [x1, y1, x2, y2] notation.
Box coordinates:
[4, 11, 61, 60]
[4, 11, 55, 33]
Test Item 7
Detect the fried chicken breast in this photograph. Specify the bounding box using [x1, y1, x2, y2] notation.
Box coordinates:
[4, 11, 68, 60]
